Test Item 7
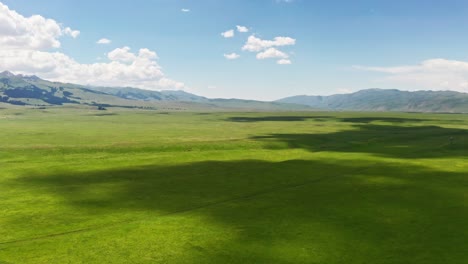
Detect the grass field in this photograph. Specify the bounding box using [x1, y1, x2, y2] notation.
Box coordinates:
[1, 108, 467, 263]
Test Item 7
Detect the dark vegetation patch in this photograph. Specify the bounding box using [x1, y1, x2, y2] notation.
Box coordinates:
[0, 96, 27, 105]
[3, 86, 79, 105]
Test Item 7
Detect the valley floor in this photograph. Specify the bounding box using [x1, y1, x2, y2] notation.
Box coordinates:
[0, 108, 467, 263]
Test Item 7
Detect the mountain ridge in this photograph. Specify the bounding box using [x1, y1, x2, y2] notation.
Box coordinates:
[276, 88, 468, 113]
[0, 71, 308, 111]
[2, 71, 468, 112]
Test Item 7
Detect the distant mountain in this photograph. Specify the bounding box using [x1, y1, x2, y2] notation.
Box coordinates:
[277, 89, 468, 113]
[89, 86, 210, 103]
[7, 71, 465, 113]
[0, 71, 146, 107]
[0, 71, 308, 111]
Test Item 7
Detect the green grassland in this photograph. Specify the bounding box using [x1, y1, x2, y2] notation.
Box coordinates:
[0, 108, 467, 263]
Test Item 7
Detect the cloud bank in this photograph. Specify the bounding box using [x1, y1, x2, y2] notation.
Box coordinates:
[355, 58, 468, 93]
[0, 2, 184, 90]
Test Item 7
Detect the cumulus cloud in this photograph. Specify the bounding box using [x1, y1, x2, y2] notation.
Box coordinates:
[97, 38, 111, 44]
[242, 35, 296, 52]
[221, 29, 234, 38]
[0, 47, 184, 89]
[241, 35, 295, 64]
[0, 2, 79, 50]
[256, 48, 289, 59]
[63, 27, 80, 38]
[0, 3, 184, 90]
[181, 8, 190, 12]
[355, 58, 468, 93]
[107, 46, 137, 62]
[224, 53, 240, 60]
[277, 59, 292, 65]
[236, 25, 249, 33]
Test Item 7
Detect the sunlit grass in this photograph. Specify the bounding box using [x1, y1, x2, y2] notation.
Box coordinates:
[0, 108, 467, 263]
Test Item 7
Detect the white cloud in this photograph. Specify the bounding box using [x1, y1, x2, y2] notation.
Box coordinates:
[277, 59, 292, 65]
[108, 46, 137, 62]
[242, 35, 295, 52]
[0, 48, 184, 90]
[0, 2, 79, 50]
[241, 35, 295, 64]
[221, 29, 235, 38]
[97, 38, 111, 44]
[138, 48, 158, 59]
[63, 27, 80, 38]
[355, 58, 468, 93]
[256, 48, 289, 59]
[236, 25, 249, 33]
[0, 3, 185, 90]
[181, 8, 190, 12]
[224, 53, 240, 60]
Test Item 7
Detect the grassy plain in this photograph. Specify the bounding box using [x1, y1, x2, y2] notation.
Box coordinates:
[0, 108, 467, 263]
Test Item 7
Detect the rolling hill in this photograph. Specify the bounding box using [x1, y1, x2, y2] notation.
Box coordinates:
[3, 71, 468, 112]
[277, 88, 468, 113]
[0, 71, 308, 111]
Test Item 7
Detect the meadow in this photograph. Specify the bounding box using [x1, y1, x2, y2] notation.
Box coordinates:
[0, 108, 467, 263]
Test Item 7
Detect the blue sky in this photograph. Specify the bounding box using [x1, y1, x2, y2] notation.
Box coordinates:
[2, 0, 468, 100]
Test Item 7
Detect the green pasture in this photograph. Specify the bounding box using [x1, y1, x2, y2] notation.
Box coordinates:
[0, 108, 467, 263]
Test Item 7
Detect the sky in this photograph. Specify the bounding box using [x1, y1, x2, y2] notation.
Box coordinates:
[2, 0, 468, 100]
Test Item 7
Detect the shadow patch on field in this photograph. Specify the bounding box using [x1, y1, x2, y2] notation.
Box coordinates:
[340, 117, 433, 123]
[226, 115, 442, 124]
[89, 113, 118, 116]
[227, 115, 333, 122]
[253, 124, 468, 158]
[6, 159, 468, 263]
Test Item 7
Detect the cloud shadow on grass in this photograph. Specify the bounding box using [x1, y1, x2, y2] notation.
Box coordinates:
[5, 158, 468, 263]
[252, 124, 468, 158]
[226, 115, 333, 122]
[226, 115, 437, 124]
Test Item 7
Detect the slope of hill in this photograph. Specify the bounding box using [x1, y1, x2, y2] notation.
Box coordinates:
[5, 70, 467, 113]
[0, 71, 145, 107]
[89, 86, 210, 103]
[277, 89, 468, 113]
[0, 71, 308, 111]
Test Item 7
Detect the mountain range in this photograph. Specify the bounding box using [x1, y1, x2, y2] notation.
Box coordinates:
[0, 71, 308, 111]
[277, 89, 468, 113]
[1, 70, 468, 112]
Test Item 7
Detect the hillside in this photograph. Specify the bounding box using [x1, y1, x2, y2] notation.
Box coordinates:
[0, 71, 307, 111]
[4, 70, 467, 113]
[277, 89, 468, 113]
[89, 86, 210, 103]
